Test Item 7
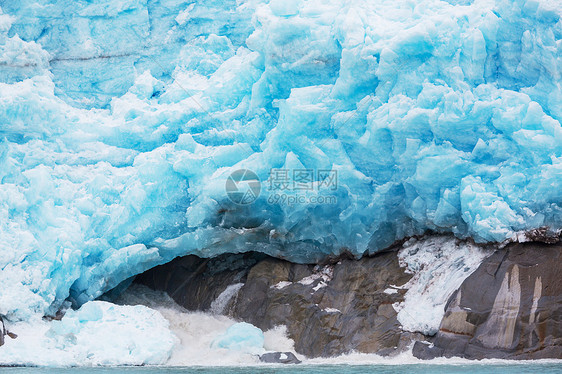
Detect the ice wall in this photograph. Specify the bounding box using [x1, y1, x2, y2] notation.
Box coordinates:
[0, 0, 561, 319]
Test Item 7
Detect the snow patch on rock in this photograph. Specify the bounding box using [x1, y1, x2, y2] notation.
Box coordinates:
[393, 237, 491, 335]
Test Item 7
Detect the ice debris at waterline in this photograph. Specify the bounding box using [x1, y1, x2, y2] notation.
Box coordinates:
[1, 0, 562, 322]
[392, 237, 489, 335]
[0, 285, 293, 367]
[0, 301, 177, 366]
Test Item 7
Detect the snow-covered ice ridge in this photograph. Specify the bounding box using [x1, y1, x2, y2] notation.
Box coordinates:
[0, 0, 561, 319]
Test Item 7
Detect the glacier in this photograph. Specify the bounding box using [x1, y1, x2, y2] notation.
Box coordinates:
[0, 0, 561, 324]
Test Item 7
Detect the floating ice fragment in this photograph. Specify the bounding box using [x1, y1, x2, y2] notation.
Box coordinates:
[212, 322, 265, 355]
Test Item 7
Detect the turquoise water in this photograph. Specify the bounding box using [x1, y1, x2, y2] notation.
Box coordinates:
[1, 365, 561, 374]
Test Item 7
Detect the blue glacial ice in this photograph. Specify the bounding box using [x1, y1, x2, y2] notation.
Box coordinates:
[0, 0, 561, 320]
[212, 322, 265, 355]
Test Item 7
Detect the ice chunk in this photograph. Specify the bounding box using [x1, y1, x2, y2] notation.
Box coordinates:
[212, 322, 265, 355]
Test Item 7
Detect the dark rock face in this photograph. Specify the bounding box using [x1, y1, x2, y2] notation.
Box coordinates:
[413, 242, 562, 360]
[136, 250, 422, 358]
[260, 352, 301, 364]
[0, 317, 5, 347]
[135, 252, 268, 312]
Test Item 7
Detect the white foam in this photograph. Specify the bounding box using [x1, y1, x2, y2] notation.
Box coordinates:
[303, 346, 562, 366]
[0, 300, 175, 367]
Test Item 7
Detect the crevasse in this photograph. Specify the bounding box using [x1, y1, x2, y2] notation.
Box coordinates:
[0, 0, 561, 319]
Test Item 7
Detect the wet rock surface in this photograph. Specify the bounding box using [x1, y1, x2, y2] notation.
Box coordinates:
[260, 352, 301, 364]
[413, 242, 562, 360]
[231, 252, 423, 357]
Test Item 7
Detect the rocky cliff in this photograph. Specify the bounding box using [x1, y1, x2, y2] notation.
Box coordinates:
[414, 242, 562, 360]
[135, 241, 562, 359]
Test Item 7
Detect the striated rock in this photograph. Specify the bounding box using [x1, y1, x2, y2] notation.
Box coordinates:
[260, 352, 301, 364]
[0, 316, 4, 347]
[414, 242, 562, 360]
[135, 252, 268, 312]
[230, 252, 421, 357]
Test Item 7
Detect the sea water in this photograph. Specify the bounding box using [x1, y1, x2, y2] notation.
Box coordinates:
[1, 364, 562, 374]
